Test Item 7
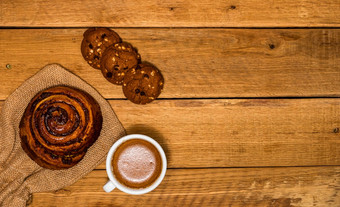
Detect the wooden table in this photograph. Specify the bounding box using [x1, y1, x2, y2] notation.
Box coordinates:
[1, 1, 340, 206]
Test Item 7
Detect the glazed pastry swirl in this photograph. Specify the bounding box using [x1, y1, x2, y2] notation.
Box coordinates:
[20, 86, 103, 170]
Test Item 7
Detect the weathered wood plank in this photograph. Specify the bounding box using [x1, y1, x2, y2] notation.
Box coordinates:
[0, 29, 339, 100]
[28, 167, 340, 207]
[1, 0, 340, 27]
[1, 99, 339, 168]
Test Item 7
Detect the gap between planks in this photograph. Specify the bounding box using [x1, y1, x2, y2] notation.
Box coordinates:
[2, 27, 340, 29]
[92, 164, 340, 171]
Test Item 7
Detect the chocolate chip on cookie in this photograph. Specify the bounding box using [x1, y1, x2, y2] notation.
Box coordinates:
[123, 63, 164, 104]
[81, 28, 121, 69]
[101, 42, 141, 85]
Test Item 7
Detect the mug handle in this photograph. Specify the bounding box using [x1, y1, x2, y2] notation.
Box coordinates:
[103, 180, 116, 193]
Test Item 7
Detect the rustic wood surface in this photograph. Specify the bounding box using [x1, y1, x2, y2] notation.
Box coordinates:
[28, 167, 340, 207]
[1, 99, 339, 168]
[1, 0, 340, 27]
[1, 0, 339, 206]
[1, 29, 339, 100]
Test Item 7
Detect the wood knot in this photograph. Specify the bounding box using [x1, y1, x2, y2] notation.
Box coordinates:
[54, 189, 71, 195]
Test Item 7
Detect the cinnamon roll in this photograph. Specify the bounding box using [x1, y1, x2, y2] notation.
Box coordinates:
[19, 86, 103, 170]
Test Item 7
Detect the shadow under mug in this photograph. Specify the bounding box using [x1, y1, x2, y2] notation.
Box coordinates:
[103, 134, 167, 195]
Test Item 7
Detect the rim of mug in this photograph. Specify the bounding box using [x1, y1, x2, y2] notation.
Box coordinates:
[106, 134, 167, 195]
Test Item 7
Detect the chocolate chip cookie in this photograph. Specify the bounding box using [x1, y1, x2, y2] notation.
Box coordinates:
[123, 63, 164, 104]
[81, 28, 121, 69]
[101, 42, 141, 85]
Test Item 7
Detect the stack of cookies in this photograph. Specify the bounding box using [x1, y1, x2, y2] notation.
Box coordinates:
[81, 28, 164, 104]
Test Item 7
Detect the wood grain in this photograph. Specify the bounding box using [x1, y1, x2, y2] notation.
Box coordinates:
[1, 1, 339, 206]
[1, 0, 340, 27]
[28, 167, 340, 207]
[1, 98, 339, 168]
[1, 29, 340, 100]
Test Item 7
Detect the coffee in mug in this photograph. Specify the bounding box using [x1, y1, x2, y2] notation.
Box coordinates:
[103, 134, 167, 195]
[112, 139, 162, 188]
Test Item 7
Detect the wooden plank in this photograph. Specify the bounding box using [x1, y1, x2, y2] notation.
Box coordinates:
[28, 167, 340, 207]
[1, 29, 340, 100]
[1, 0, 340, 27]
[1, 99, 339, 168]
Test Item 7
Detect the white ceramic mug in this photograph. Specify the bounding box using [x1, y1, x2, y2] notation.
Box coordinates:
[103, 134, 167, 195]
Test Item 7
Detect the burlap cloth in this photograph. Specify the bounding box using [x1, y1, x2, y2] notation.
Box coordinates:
[0, 64, 126, 206]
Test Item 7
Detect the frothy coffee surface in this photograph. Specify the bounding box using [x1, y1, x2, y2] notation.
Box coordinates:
[112, 139, 162, 189]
